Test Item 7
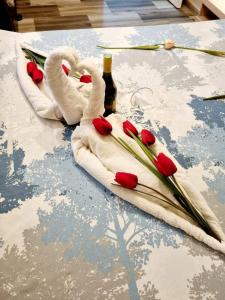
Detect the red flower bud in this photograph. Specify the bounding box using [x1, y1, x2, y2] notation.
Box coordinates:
[92, 117, 112, 136]
[115, 172, 138, 189]
[141, 129, 155, 145]
[27, 61, 37, 77]
[154, 153, 177, 177]
[32, 69, 44, 84]
[62, 64, 70, 76]
[123, 120, 138, 137]
[80, 74, 92, 83]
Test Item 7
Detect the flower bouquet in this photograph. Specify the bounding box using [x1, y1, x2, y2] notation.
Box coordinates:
[72, 113, 225, 254]
[92, 117, 221, 241]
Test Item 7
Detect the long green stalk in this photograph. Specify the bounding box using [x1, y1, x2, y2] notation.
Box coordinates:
[135, 190, 193, 218]
[138, 183, 193, 218]
[112, 183, 191, 218]
[97, 43, 225, 57]
[97, 45, 160, 50]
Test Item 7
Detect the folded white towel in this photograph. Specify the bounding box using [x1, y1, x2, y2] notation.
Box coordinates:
[71, 62, 225, 254]
[16, 42, 95, 125]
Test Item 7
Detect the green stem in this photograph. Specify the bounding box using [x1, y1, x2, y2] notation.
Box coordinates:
[203, 95, 225, 101]
[111, 132, 221, 241]
[97, 43, 225, 57]
[134, 189, 190, 217]
[97, 45, 160, 50]
[129, 131, 155, 162]
[127, 132, 206, 225]
[112, 134, 183, 200]
[172, 177, 221, 241]
[112, 183, 191, 218]
[171, 176, 211, 228]
[171, 175, 186, 198]
[139, 183, 175, 203]
[138, 183, 192, 217]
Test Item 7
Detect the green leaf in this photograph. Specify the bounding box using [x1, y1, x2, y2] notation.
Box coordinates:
[22, 48, 46, 68]
[201, 49, 225, 57]
[22, 48, 46, 60]
[128, 130, 155, 162]
[203, 95, 225, 101]
[175, 46, 225, 57]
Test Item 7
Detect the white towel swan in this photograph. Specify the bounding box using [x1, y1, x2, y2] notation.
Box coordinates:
[71, 60, 225, 255]
[16, 43, 93, 124]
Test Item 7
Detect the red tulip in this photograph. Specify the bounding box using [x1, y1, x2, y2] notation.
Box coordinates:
[32, 69, 44, 84]
[115, 172, 138, 189]
[80, 75, 92, 83]
[123, 120, 138, 137]
[62, 64, 70, 75]
[92, 117, 112, 136]
[141, 129, 155, 145]
[27, 61, 37, 77]
[154, 153, 177, 177]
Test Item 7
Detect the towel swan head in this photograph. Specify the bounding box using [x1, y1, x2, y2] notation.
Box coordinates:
[45, 48, 105, 125]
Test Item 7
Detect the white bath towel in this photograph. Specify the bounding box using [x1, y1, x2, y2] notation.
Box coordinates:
[16, 42, 95, 125]
[71, 61, 225, 254]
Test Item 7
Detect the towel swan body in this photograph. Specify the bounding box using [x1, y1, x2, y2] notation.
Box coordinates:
[71, 61, 225, 255]
[16, 43, 93, 124]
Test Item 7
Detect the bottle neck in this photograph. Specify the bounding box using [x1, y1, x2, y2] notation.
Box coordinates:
[103, 54, 112, 74]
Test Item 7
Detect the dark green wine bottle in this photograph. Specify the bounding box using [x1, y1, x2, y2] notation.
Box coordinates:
[103, 54, 117, 117]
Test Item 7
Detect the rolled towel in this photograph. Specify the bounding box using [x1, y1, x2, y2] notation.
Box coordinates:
[16, 42, 93, 124]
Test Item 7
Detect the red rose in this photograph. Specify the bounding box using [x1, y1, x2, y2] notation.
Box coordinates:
[115, 172, 138, 189]
[80, 75, 92, 83]
[27, 61, 37, 77]
[32, 69, 44, 84]
[62, 64, 70, 76]
[141, 129, 155, 145]
[92, 117, 112, 136]
[154, 153, 177, 177]
[123, 120, 138, 137]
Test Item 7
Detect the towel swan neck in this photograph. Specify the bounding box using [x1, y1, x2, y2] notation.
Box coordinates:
[76, 60, 105, 125]
[45, 47, 88, 125]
